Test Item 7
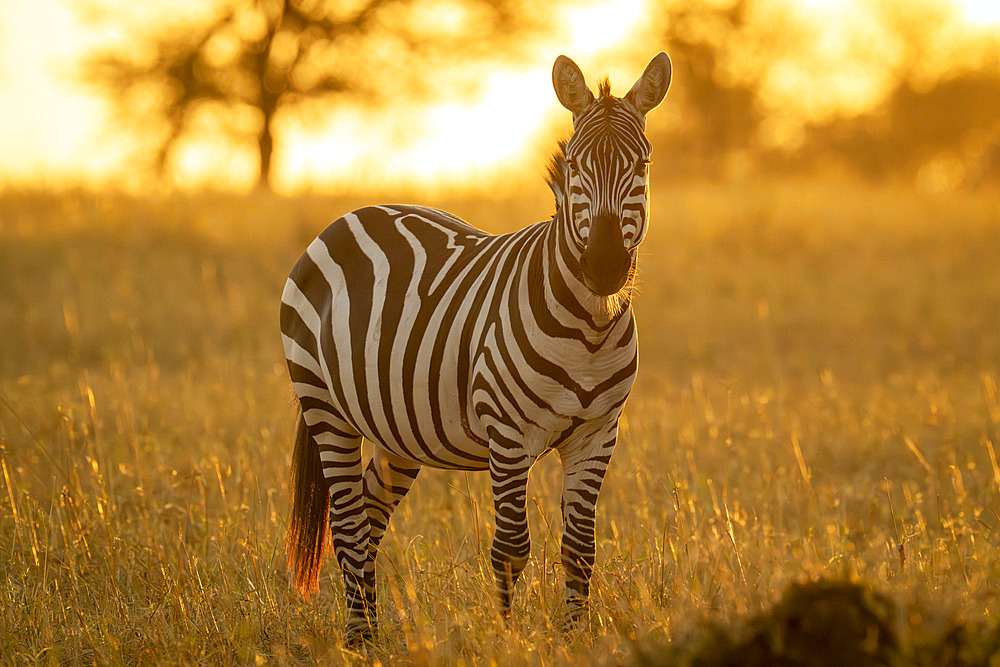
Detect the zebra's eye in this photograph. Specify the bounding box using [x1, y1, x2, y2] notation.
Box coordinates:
[634, 158, 650, 175]
[566, 156, 578, 171]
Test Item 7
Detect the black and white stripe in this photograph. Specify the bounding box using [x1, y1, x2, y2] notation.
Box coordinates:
[283, 52, 671, 644]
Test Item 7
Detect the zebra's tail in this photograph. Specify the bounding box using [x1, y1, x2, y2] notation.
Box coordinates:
[287, 410, 329, 596]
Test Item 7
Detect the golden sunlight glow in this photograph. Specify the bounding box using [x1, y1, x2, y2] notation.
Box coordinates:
[278, 0, 648, 192]
[793, 0, 846, 9]
[0, 0, 124, 186]
[390, 70, 551, 178]
[955, 0, 1000, 25]
[753, 0, 899, 138]
[279, 67, 555, 192]
[565, 0, 644, 53]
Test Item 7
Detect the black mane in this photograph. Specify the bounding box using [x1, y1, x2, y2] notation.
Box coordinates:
[546, 139, 569, 216]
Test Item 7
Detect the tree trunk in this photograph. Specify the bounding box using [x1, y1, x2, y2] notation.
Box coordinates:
[258, 113, 274, 190]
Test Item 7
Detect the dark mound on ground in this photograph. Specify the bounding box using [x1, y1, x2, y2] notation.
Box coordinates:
[635, 578, 1000, 667]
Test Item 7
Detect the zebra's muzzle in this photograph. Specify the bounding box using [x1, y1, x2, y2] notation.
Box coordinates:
[581, 214, 632, 296]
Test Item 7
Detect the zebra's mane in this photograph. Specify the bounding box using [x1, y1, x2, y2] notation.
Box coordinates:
[597, 77, 611, 97]
[546, 140, 569, 215]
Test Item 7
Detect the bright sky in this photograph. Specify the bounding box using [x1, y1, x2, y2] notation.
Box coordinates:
[275, 0, 651, 193]
[0, 0, 117, 185]
[959, 0, 1000, 24]
[0, 0, 996, 192]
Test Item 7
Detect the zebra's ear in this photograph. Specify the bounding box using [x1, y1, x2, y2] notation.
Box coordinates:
[625, 52, 672, 116]
[552, 55, 595, 118]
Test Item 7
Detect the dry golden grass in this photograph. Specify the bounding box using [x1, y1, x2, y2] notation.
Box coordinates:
[1, 179, 999, 664]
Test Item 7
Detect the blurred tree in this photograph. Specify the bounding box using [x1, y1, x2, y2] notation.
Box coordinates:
[81, 0, 527, 189]
[647, 0, 1000, 186]
[793, 0, 1000, 185]
[653, 0, 761, 175]
[799, 71, 1000, 184]
[650, 0, 809, 178]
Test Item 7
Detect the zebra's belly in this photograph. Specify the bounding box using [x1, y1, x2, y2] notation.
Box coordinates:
[341, 378, 491, 471]
[304, 316, 492, 470]
[311, 313, 637, 469]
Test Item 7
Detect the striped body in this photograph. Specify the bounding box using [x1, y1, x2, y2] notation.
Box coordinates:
[283, 53, 671, 644]
[282, 205, 637, 469]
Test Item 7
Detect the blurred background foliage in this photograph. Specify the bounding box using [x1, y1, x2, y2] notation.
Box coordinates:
[650, 0, 1000, 189]
[13, 0, 993, 193]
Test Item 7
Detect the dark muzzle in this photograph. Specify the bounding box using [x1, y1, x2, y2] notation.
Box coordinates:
[581, 214, 632, 296]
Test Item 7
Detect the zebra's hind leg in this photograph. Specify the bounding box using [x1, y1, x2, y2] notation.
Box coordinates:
[489, 444, 532, 614]
[559, 438, 615, 630]
[363, 446, 421, 556]
[312, 421, 376, 645]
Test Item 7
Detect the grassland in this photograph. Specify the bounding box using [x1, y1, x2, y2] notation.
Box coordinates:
[1, 179, 999, 664]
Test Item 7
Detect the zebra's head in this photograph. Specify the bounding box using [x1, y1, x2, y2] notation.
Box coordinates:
[551, 53, 671, 297]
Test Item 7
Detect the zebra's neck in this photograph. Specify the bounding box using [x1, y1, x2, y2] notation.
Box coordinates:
[530, 206, 633, 336]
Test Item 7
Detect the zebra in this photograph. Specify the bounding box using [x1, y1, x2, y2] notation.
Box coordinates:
[281, 52, 671, 644]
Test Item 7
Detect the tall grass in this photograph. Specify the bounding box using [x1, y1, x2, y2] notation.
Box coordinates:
[1, 180, 999, 663]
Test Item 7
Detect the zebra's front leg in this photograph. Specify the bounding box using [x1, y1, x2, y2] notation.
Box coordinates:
[489, 446, 532, 614]
[560, 438, 615, 629]
[318, 431, 376, 644]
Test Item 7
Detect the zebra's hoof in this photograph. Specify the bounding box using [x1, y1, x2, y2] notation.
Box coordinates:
[344, 626, 377, 649]
[562, 605, 588, 633]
